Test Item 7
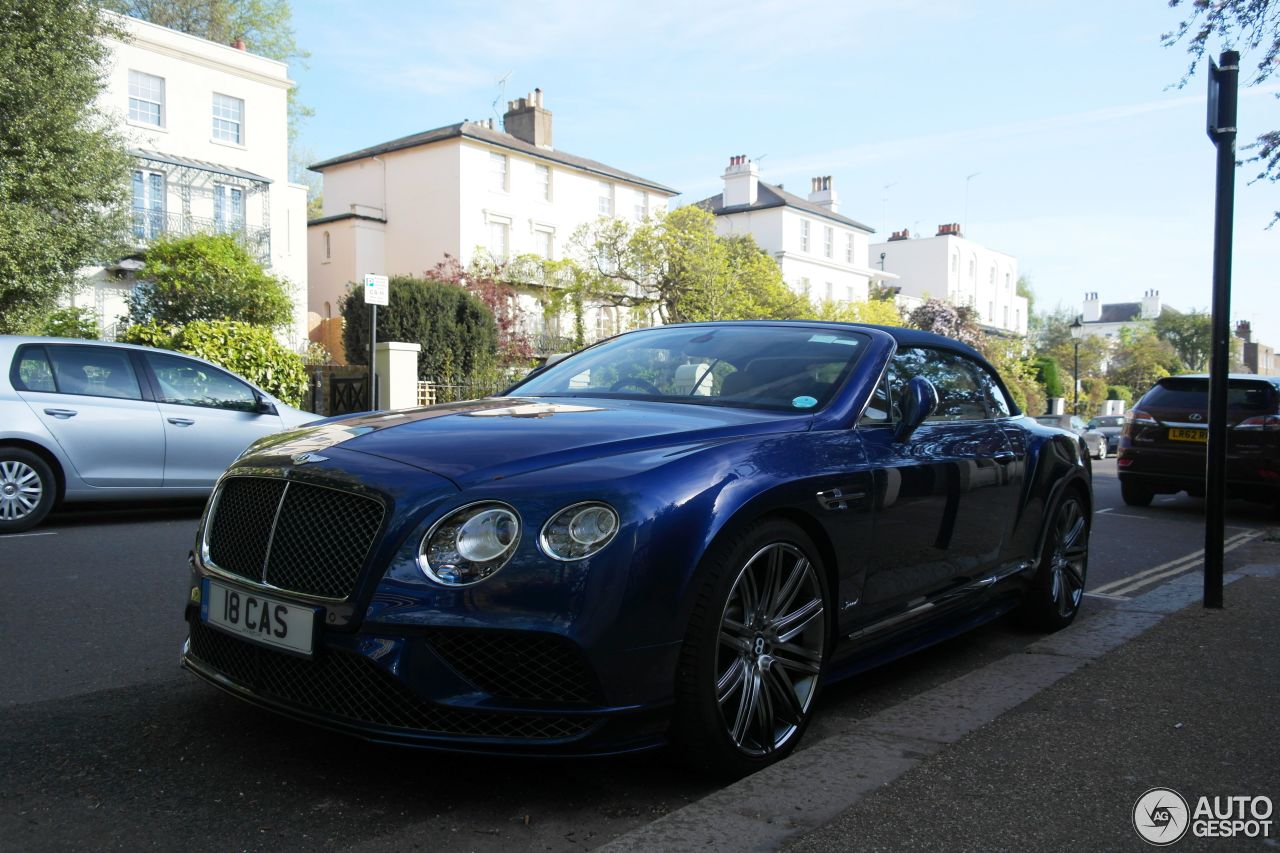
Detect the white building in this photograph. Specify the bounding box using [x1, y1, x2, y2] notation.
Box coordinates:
[307, 90, 678, 354]
[1079, 290, 1177, 340]
[696, 158, 884, 304]
[77, 13, 308, 346]
[870, 225, 1028, 335]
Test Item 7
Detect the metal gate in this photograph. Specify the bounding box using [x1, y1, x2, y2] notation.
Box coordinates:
[330, 376, 369, 414]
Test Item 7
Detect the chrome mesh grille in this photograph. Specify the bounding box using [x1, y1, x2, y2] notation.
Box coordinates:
[187, 619, 598, 741]
[205, 476, 385, 600]
[424, 630, 600, 704]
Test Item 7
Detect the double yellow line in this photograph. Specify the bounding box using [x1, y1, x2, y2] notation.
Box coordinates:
[1090, 530, 1263, 598]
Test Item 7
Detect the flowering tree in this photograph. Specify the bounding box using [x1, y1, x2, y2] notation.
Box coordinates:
[906, 298, 984, 347]
[427, 254, 535, 367]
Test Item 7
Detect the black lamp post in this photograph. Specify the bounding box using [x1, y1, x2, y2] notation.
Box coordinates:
[1069, 316, 1084, 416]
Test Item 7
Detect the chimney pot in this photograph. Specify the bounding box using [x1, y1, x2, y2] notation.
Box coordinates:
[232, 38, 246, 50]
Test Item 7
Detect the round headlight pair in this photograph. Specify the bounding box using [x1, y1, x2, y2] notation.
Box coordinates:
[419, 500, 620, 586]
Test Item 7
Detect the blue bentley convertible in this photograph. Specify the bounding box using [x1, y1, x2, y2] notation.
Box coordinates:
[181, 322, 1091, 776]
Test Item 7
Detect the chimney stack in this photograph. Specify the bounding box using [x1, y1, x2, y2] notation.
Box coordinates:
[1140, 288, 1162, 319]
[503, 88, 553, 148]
[723, 155, 759, 207]
[1083, 291, 1101, 323]
[887, 228, 911, 242]
[807, 175, 838, 212]
[1235, 320, 1253, 343]
[936, 222, 963, 237]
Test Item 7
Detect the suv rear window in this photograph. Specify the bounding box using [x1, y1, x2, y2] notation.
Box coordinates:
[1142, 378, 1277, 412]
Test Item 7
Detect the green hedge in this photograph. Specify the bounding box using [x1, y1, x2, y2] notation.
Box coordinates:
[120, 319, 306, 406]
[1033, 356, 1064, 399]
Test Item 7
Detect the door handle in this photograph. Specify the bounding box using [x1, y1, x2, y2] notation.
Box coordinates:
[816, 488, 867, 511]
[167, 417, 195, 426]
[992, 450, 1017, 464]
[43, 408, 77, 418]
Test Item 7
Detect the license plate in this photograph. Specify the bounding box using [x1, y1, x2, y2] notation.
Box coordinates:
[1168, 427, 1207, 443]
[200, 578, 317, 656]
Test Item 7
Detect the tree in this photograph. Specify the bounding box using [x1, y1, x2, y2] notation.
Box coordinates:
[808, 297, 904, 326]
[1107, 326, 1185, 395]
[570, 207, 801, 324]
[0, 1, 132, 334]
[429, 254, 535, 366]
[339, 276, 498, 381]
[1164, 0, 1280, 224]
[127, 233, 295, 329]
[1016, 275, 1036, 322]
[905, 299, 983, 347]
[1034, 356, 1064, 398]
[1154, 309, 1212, 371]
[105, 0, 312, 142]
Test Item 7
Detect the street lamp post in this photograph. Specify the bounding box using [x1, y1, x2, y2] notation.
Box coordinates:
[1069, 316, 1084, 416]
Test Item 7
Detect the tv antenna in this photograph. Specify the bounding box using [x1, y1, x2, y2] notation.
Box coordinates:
[492, 71, 513, 124]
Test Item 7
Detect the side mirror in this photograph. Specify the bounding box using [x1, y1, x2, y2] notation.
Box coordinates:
[895, 376, 938, 441]
[254, 393, 278, 416]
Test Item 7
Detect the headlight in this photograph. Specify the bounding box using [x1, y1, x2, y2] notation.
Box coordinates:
[539, 502, 620, 561]
[419, 502, 520, 586]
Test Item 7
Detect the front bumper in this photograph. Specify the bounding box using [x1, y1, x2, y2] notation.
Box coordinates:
[181, 606, 676, 756]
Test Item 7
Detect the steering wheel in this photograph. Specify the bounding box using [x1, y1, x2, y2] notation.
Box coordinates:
[609, 377, 662, 395]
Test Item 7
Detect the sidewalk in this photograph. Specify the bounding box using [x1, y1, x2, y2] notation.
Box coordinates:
[600, 557, 1280, 852]
[784, 565, 1280, 852]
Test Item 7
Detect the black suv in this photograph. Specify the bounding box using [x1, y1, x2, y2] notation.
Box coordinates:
[1118, 374, 1280, 507]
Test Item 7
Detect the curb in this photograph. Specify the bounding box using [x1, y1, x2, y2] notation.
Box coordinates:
[596, 564, 1278, 852]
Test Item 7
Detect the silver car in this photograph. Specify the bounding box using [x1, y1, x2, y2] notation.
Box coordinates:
[1032, 413, 1108, 459]
[0, 336, 319, 532]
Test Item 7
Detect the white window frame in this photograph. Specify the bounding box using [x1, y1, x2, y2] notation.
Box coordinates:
[800, 220, 810, 252]
[128, 70, 165, 127]
[490, 152, 509, 192]
[799, 277, 811, 298]
[485, 213, 512, 261]
[533, 226, 555, 260]
[845, 234, 854, 264]
[598, 181, 614, 216]
[634, 191, 649, 221]
[131, 169, 166, 239]
[535, 163, 551, 201]
[214, 184, 245, 233]
[823, 226, 834, 259]
[211, 93, 244, 144]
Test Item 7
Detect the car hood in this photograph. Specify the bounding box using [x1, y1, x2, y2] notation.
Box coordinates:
[251, 397, 810, 487]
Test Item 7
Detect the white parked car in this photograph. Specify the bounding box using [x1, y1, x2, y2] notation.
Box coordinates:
[0, 336, 319, 532]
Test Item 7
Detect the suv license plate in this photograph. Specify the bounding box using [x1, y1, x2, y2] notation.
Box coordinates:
[1168, 427, 1207, 443]
[200, 578, 317, 656]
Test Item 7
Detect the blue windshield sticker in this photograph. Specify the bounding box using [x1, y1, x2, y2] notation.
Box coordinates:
[792, 395, 818, 409]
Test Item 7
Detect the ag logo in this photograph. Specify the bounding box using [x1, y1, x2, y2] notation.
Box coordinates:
[1134, 787, 1190, 845]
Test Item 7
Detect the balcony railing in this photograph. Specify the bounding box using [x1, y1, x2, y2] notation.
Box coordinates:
[130, 212, 271, 264]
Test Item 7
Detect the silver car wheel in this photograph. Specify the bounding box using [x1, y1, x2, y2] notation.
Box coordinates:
[0, 460, 43, 521]
[715, 543, 826, 757]
[1048, 497, 1088, 618]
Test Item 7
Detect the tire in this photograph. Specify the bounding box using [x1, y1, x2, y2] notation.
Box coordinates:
[672, 519, 830, 779]
[1017, 487, 1089, 632]
[1120, 477, 1153, 507]
[0, 448, 56, 534]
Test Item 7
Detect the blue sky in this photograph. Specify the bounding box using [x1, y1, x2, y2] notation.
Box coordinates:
[291, 0, 1279, 346]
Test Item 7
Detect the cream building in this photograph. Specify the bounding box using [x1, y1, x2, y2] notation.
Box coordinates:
[870, 225, 1027, 335]
[1078, 290, 1177, 340]
[77, 12, 308, 347]
[307, 90, 677, 354]
[696, 158, 885, 304]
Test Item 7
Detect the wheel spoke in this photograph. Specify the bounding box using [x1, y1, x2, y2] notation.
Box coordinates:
[717, 657, 747, 703]
[773, 597, 822, 643]
[738, 567, 760, 623]
[758, 547, 783, 618]
[730, 668, 761, 745]
[1061, 514, 1086, 550]
[1062, 561, 1085, 593]
[771, 641, 822, 675]
[764, 659, 805, 725]
[720, 630, 751, 654]
[769, 557, 808, 621]
[754, 669, 775, 750]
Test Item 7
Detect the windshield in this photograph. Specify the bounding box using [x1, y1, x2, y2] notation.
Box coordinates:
[508, 325, 870, 412]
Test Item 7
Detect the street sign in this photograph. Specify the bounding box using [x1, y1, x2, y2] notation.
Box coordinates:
[364, 273, 389, 306]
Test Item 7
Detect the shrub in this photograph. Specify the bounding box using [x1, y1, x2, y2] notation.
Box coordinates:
[128, 233, 294, 330]
[339, 275, 498, 380]
[119, 319, 306, 406]
[39, 306, 100, 339]
[1033, 356, 1064, 398]
[1107, 385, 1133, 404]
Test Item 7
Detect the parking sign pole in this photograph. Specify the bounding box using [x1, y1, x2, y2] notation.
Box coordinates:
[1204, 50, 1238, 609]
[370, 303, 378, 411]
